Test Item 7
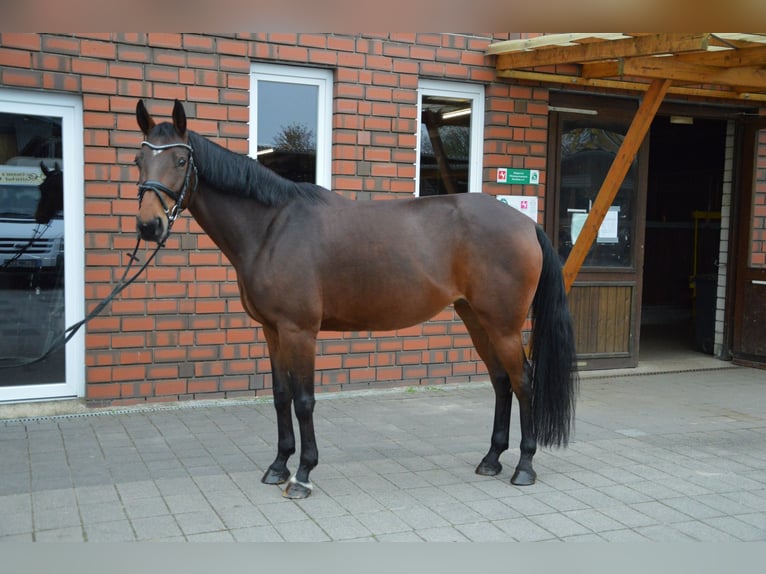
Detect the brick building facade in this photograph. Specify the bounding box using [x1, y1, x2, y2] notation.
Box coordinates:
[0, 33, 763, 406]
[0, 33, 550, 405]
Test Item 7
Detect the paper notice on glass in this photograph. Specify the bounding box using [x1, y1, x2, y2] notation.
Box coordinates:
[597, 206, 620, 244]
[570, 206, 619, 245]
[571, 212, 587, 244]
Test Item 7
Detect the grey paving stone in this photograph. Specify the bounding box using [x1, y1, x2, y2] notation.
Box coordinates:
[273, 519, 331, 542]
[456, 521, 513, 541]
[131, 515, 183, 541]
[355, 510, 411, 536]
[313, 514, 372, 540]
[230, 524, 284, 542]
[84, 519, 136, 542]
[531, 512, 592, 538]
[493, 516, 557, 542]
[417, 526, 470, 542]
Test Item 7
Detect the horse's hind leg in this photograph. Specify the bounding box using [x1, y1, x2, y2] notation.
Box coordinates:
[456, 301, 512, 477]
[457, 301, 537, 486]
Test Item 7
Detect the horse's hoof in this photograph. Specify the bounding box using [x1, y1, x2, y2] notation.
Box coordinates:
[475, 460, 502, 476]
[262, 467, 290, 485]
[511, 467, 537, 486]
[282, 477, 313, 499]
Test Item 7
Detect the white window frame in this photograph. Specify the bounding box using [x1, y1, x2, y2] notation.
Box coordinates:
[249, 63, 333, 189]
[416, 79, 485, 196]
[0, 88, 84, 403]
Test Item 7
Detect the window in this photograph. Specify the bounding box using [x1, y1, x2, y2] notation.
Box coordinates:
[416, 80, 484, 196]
[250, 64, 332, 189]
[0, 89, 84, 403]
[556, 117, 638, 268]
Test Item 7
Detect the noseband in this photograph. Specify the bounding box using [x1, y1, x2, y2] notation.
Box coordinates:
[137, 141, 198, 229]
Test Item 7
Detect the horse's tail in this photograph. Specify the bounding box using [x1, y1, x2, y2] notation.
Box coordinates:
[529, 225, 579, 448]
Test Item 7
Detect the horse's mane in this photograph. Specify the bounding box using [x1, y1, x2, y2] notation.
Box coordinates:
[184, 130, 327, 207]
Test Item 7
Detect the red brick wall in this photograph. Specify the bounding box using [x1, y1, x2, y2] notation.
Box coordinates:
[752, 127, 766, 268]
[0, 32, 546, 405]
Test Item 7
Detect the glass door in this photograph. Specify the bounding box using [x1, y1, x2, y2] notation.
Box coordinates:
[549, 98, 648, 370]
[0, 89, 83, 402]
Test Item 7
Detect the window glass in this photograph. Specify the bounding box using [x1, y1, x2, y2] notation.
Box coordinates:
[419, 95, 472, 195]
[417, 81, 484, 196]
[557, 118, 636, 268]
[0, 112, 65, 385]
[250, 65, 332, 188]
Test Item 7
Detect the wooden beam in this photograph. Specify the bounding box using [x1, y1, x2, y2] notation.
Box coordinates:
[562, 78, 671, 292]
[675, 44, 766, 67]
[495, 69, 766, 102]
[493, 33, 710, 70]
[583, 56, 766, 91]
[487, 33, 628, 55]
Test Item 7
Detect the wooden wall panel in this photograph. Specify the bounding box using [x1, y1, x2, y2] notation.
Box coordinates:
[569, 284, 633, 356]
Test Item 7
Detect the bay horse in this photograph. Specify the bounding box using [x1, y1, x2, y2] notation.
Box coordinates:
[134, 99, 578, 499]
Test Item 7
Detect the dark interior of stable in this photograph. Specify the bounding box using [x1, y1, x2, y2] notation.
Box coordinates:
[641, 115, 727, 356]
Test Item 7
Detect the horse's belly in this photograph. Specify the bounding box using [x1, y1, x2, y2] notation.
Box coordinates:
[320, 291, 454, 332]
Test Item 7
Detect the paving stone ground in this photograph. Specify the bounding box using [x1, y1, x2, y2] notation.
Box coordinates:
[1, 364, 765, 542]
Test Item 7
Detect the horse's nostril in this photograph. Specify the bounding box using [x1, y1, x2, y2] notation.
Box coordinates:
[136, 216, 163, 241]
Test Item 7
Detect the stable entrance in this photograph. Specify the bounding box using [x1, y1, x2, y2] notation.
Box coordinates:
[642, 114, 727, 358]
[548, 93, 732, 370]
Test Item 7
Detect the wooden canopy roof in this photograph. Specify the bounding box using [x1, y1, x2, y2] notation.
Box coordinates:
[487, 33, 766, 103]
[486, 33, 766, 291]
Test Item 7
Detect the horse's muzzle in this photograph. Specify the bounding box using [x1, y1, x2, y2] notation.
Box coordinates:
[136, 215, 166, 243]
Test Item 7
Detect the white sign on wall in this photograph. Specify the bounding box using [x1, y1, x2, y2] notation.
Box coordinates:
[497, 195, 538, 222]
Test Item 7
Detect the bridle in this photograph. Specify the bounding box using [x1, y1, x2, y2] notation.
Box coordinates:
[137, 140, 198, 230]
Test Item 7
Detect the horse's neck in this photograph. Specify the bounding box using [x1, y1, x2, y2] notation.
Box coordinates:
[187, 183, 278, 267]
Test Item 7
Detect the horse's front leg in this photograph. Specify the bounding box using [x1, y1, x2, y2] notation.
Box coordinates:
[262, 325, 319, 499]
[261, 327, 295, 487]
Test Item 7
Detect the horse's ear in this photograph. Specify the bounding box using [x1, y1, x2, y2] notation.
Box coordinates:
[172, 99, 187, 136]
[40, 161, 51, 177]
[136, 99, 155, 136]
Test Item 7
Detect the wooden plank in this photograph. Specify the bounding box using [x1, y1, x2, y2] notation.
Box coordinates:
[486, 33, 629, 55]
[562, 78, 671, 292]
[495, 69, 766, 102]
[619, 57, 766, 91]
[676, 44, 766, 67]
[493, 33, 710, 70]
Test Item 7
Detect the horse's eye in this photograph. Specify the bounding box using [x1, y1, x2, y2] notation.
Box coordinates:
[178, 157, 187, 167]
[134, 156, 142, 167]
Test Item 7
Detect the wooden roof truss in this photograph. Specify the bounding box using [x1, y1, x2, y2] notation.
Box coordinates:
[488, 33, 766, 103]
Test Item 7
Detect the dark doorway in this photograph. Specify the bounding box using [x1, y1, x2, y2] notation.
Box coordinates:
[641, 115, 727, 356]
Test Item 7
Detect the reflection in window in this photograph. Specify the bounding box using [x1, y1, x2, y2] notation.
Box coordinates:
[417, 80, 484, 197]
[250, 65, 332, 187]
[558, 121, 636, 268]
[0, 112, 65, 384]
[256, 81, 318, 183]
[419, 95, 472, 195]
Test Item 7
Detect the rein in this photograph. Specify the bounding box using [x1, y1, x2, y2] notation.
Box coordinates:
[0, 238, 164, 369]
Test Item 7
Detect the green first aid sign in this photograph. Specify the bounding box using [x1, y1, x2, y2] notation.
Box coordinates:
[496, 168, 540, 185]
